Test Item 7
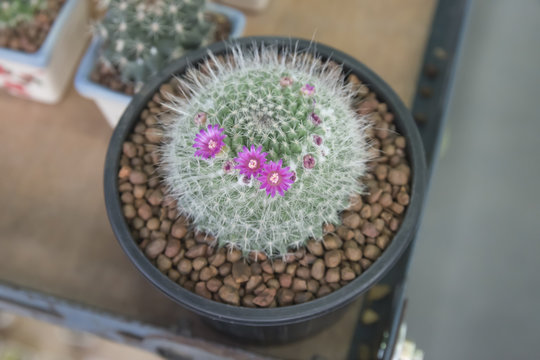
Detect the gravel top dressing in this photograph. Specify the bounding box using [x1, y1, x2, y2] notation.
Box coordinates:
[116, 65, 412, 308]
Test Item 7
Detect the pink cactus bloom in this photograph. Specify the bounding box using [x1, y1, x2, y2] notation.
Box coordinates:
[193, 124, 226, 159]
[223, 160, 235, 174]
[258, 159, 295, 197]
[234, 145, 268, 178]
[313, 134, 323, 146]
[301, 83, 315, 96]
[280, 76, 294, 87]
[303, 154, 316, 169]
[311, 112, 322, 126]
[194, 112, 207, 126]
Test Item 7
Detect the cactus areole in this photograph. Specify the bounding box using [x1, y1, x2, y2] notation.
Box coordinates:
[105, 38, 426, 334]
[161, 44, 371, 256]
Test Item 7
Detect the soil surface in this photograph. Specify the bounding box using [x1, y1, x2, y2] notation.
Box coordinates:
[116, 63, 412, 308]
[91, 12, 232, 96]
[0, 0, 66, 53]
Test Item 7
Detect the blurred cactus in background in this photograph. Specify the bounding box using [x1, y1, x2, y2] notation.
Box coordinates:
[94, 0, 214, 86]
[0, 0, 46, 29]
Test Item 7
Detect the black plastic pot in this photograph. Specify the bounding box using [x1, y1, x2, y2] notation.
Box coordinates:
[104, 37, 426, 344]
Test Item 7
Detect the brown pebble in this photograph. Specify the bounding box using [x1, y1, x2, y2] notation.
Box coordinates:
[253, 283, 267, 296]
[219, 263, 232, 277]
[146, 218, 160, 231]
[325, 268, 341, 283]
[292, 278, 307, 292]
[261, 260, 274, 274]
[277, 288, 295, 306]
[307, 279, 320, 293]
[294, 292, 314, 304]
[129, 170, 147, 185]
[164, 238, 181, 258]
[145, 239, 166, 259]
[177, 259, 192, 274]
[323, 223, 336, 233]
[272, 260, 286, 273]
[209, 252, 226, 267]
[192, 257, 207, 271]
[123, 142, 137, 157]
[206, 278, 222, 293]
[395, 136, 406, 148]
[133, 185, 146, 199]
[306, 239, 324, 256]
[145, 127, 162, 143]
[342, 212, 361, 229]
[123, 204, 136, 219]
[362, 222, 380, 238]
[200, 266, 218, 281]
[379, 192, 393, 208]
[168, 269, 180, 281]
[253, 288, 276, 307]
[341, 267, 356, 281]
[360, 205, 372, 219]
[296, 266, 311, 280]
[232, 261, 251, 283]
[148, 189, 163, 206]
[391, 202, 405, 214]
[137, 203, 152, 221]
[278, 273, 293, 288]
[323, 234, 343, 250]
[226, 248, 243, 263]
[345, 246, 363, 261]
[156, 254, 172, 272]
[250, 262, 262, 275]
[311, 259, 326, 280]
[364, 244, 382, 260]
[368, 187, 383, 204]
[376, 235, 390, 250]
[245, 275, 263, 293]
[375, 165, 388, 180]
[324, 250, 342, 268]
[118, 166, 132, 180]
[347, 194, 363, 211]
[218, 285, 240, 305]
[223, 275, 241, 290]
[317, 285, 332, 298]
[195, 282, 212, 299]
[267, 279, 280, 289]
[185, 244, 207, 259]
[397, 192, 410, 206]
[171, 221, 188, 239]
[242, 295, 256, 307]
[388, 168, 408, 185]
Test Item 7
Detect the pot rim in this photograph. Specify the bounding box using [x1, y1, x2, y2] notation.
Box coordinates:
[104, 36, 427, 327]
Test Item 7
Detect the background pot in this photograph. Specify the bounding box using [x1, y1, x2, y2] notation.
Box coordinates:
[0, 0, 88, 103]
[104, 36, 427, 343]
[74, 3, 246, 128]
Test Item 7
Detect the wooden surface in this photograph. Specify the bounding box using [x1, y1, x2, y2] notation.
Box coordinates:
[0, 0, 435, 358]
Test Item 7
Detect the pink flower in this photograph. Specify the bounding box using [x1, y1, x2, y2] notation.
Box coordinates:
[280, 76, 294, 87]
[193, 124, 226, 159]
[311, 112, 322, 126]
[234, 145, 268, 178]
[194, 112, 207, 126]
[303, 154, 316, 169]
[258, 159, 295, 197]
[301, 84, 315, 96]
[223, 160, 235, 174]
[313, 135, 323, 146]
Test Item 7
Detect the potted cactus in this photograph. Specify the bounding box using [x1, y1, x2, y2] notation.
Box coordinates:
[104, 37, 426, 342]
[74, 0, 245, 127]
[0, 0, 89, 103]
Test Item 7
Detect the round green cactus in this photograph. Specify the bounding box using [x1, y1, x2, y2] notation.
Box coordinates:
[0, 0, 46, 29]
[95, 0, 214, 86]
[161, 45, 370, 256]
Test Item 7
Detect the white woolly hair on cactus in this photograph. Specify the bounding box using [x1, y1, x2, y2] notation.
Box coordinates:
[160, 42, 371, 256]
